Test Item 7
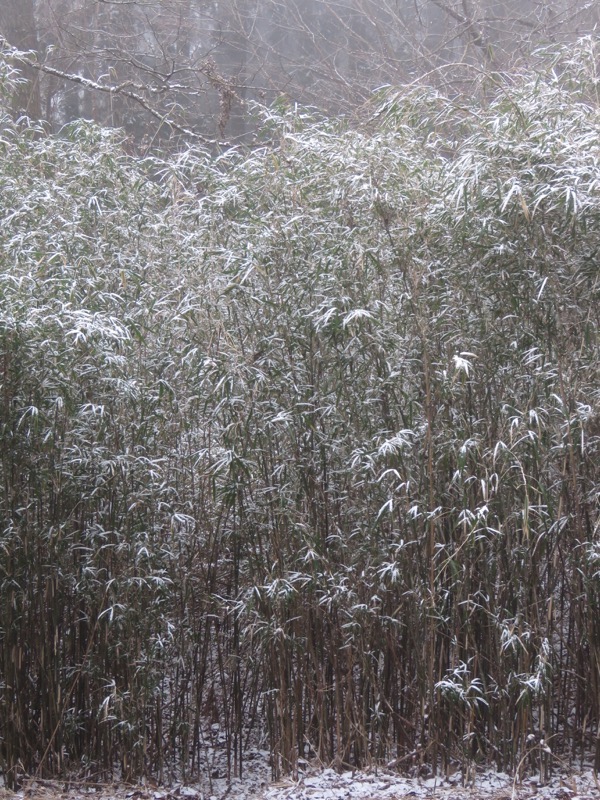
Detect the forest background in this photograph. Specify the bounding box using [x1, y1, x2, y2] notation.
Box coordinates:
[1, 0, 600, 794]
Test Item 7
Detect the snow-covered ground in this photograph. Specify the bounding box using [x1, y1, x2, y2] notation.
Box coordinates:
[4, 761, 598, 800]
[260, 766, 598, 800]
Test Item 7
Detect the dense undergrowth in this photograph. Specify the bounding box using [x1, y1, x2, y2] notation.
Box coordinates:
[1, 39, 599, 790]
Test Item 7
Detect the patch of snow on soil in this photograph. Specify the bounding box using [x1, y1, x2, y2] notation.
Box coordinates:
[260, 765, 598, 800]
[2, 762, 598, 800]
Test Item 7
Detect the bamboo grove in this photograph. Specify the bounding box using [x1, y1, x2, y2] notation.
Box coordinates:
[1, 40, 599, 790]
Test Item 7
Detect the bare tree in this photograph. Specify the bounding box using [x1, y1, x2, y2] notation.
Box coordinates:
[1, 1, 599, 144]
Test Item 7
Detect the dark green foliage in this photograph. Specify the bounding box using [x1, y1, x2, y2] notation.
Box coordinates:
[0, 39, 599, 789]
